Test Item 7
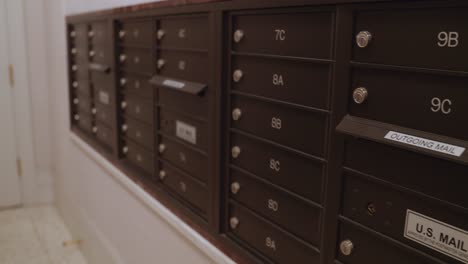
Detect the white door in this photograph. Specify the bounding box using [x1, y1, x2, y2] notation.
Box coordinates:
[0, 0, 21, 208]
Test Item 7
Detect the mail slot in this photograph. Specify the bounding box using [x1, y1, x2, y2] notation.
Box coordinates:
[337, 222, 436, 264]
[158, 161, 208, 216]
[119, 20, 154, 46]
[159, 109, 207, 151]
[121, 95, 153, 125]
[158, 51, 208, 83]
[230, 169, 321, 245]
[232, 55, 331, 109]
[95, 122, 112, 148]
[230, 132, 324, 203]
[95, 103, 112, 126]
[345, 138, 468, 210]
[353, 7, 468, 72]
[122, 139, 153, 174]
[90, 21, 108, 47]
[231, 95, 327, 157]
[158, 16, 208, 50]
[119, 47, 155, 74]
[342, 173, 468, 263]
[121, 116, 153, 151]
[158, 136, 208, 183]
[228, 202, 320, 264]
[350, 68, 468, 141]
[158, 85, 209, 119]
[232, 10, 333, 59]
[120, 73, 153, 100]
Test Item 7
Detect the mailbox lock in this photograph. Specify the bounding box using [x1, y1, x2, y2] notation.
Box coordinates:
[73, 98, 79, 105]
[231, 182, 241, 194]
[92, 126, 98, 134]
[121, 124, 128, 132]
[356, 31, 372, 48]
[70, 31, 76, 38]
[367, 203, 377, 216]
[339, 240, 354, 256]
[119, 30, 126, 39]
[231, 146, 241, 159]
[72, 81, 78, 88]
[89, 50, 95, 57]
[120, 78, 127, 86]
[119, 54, 127, 63]
[230, 217, 239, 229]
[233, 69, 243, 83]
[88, 31, 95, 38]
[353, 87, 368, 104]
[121, 101, 127, 109]
[74, 114, 80, 121]
[158, 144, 166, 153]
[157, 29, 165, 40]
[71, 48, 77, 55]
[91, 108, 97, 115]
[232, 108, 242, 121]
[233, 29, 244, 43]
[72, 65, 78, 72]
[157, 59, 166, 70]
[159, 170, 166, 180]
[122, 146, 129, 154]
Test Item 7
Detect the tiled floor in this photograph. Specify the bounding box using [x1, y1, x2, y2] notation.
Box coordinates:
[0, 205, 88, 264]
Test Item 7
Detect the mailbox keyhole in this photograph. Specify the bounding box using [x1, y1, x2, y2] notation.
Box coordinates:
[367, 203, 377, 216]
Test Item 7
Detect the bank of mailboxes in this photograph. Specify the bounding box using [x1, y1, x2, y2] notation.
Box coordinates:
[67, 1, 468, 263]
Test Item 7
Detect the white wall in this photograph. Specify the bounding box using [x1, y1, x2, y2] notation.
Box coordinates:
[38, 0, 223, 263]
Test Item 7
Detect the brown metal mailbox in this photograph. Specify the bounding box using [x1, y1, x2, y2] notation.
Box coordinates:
[350, 68, 468, 141]
[90, 71, 112, 91]
[76, 114, 93, 134]
[230, 169, 322, 245]
[345, 138, 468, 210]
[120, 73, 153, 100]
[158, 50, 208, 83]
[228, 202, 320, 264]
[121, 116, 154, 151]
[159, 161, 208, 216]
[75, 95, 93, 113]
[158, 16, 209, 50]
[119, 20, 154, 46]
[342, 173, 468, 263]
[353, 7, 468, 72]
[120, 95, 153, 125]
[230, 132, 324, 203]
[231, 55, 331, 109]
[122, 139, 154, 174]
[72, 24, 88, 50]
[158, 136, 208, 183]
[158, 85, 209, 119]
[95, 103, 112, 126]
[231, 95, 327, 157]
[232, 10, 333, 59]
[73, 79, 91, 96]
[119, 47, 155, 74]
[90, 22, 108, 46]
[90, 46, 111, 64]
[337, 222, 436, 264]
[159, 108, 208, 151]
[96, 122, 113, 148]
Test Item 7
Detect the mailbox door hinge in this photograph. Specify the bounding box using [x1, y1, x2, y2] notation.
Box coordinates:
[16, 158, 22, 177]
[8, 64, 14, 88]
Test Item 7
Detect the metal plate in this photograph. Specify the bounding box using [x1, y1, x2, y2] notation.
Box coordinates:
[230, 169, 322, 245]
[121, 115, 154, 152]
[228, 202, 320, 264]
[232, 10, 333, 58]
[350, 68, 468, 141]
[342, 173, 468, 263]
[345, 138, 468, 210]
[158, 50, 208, 83]
[119, 47, 155, 74]
[353, 7, 468, 72]
[120, 73, 153, 100]
[121, 95, 153, 125]
[159, 136, 208, 183]
[123, 138, 154, 174]
[231, 95, 327, 157]
[159, 109, 207, 151]
[159, 161, 208, 215]
[232, 55, 331, 109]
[230, 132, 324, 203]
[119, 20, 154, 46]
[159, 16, 209, 50]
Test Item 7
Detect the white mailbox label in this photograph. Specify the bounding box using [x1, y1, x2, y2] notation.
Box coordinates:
[404, 210, 468, 263]
[99, 91, 110, 105]
[176, 120, 197, 145]
[384, 131, 465, 157]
